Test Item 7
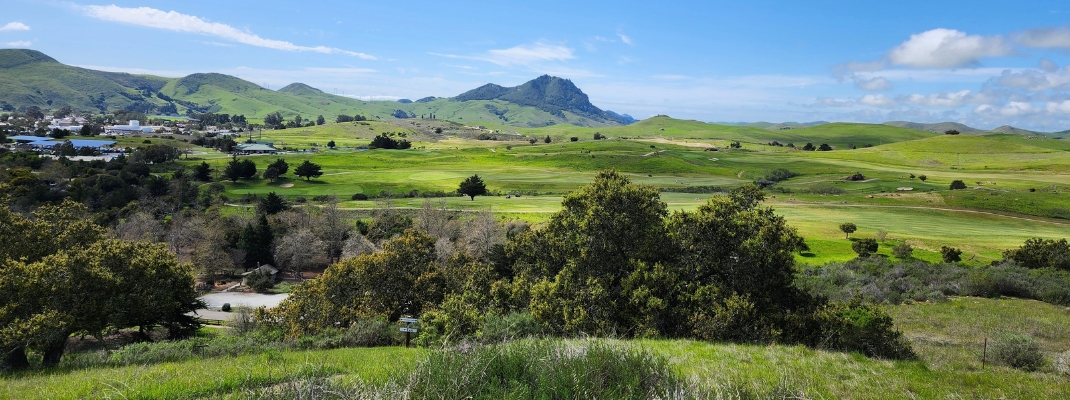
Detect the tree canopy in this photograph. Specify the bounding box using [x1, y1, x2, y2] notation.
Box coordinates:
[457, 174, 488, 200]
[269, 170, 913, 359]
[294, 160, 323, 181]
[0, 202, 200, 369]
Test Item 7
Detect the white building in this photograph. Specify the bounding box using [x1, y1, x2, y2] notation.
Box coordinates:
[104, 120, 154, 135]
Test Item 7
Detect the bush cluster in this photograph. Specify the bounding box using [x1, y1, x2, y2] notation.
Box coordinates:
[797, 257, 1070, 306]
[990, 333, 1046, 371]
[272, 172, 915, 360]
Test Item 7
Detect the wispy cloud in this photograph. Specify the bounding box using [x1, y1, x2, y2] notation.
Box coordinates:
[855, 77, 892, 91]
[81, 5, 375, 59]
[6, 41, 32, 47]
[485, 42, 574, 66]
[432, 42, 574, 66]
[618, 32, 633, 45]
[0, 22, 30, 31]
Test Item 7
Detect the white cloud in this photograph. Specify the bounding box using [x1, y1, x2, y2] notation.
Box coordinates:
[994, 67, 1070, 91]
[618, 33, 633, 45]
[974, 102, 1034, 117]
[485, 42, 574, 65]
[859, 94, 897, 108]
[814, 97, 854, 107]
[888, 28, 1012, 68]
[855, 77, 892, 91]
[1045, 100, 1070, 114]
[0, 22, 30, 31]
[432, 42, 574, 67]
[81, 5, 375, 59]
[6, 41, 32, 47]
[903, 90, 975, 107]
[1016, 27, 1070, 49]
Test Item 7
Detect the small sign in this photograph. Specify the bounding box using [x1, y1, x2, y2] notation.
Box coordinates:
[400, 327, 418, 333]
[399, 317, 418, 323]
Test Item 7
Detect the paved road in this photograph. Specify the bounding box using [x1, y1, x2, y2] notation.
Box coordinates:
[199, 292, 289, 309]
[187, 309, 236, 322]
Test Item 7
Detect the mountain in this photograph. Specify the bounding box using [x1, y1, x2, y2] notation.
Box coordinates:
[277, 82, 326, 96]
[451, 75, 629, 125]
[989, 125, 1042, 135]
[0, 49, 630, 127]
[882, 121, 982, 134]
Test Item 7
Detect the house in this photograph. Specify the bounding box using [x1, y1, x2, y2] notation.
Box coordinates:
[241, 264, 278, 284]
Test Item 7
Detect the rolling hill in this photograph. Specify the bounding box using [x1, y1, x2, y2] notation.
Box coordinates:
[0, 49, 630, 127]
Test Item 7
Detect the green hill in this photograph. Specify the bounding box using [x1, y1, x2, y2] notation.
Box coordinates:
[498, 116, 937, 148]
[800, 134, 1070, 170]
[0, 49, 632, 127]
[0, 49, 171, 113]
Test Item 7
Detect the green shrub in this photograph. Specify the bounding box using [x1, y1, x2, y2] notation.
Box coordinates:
[1003, 238, 1070, 271]
[351, 193, 368, 201]
[797, 258, 1070, 306]
[345, 317, 398, 347]
[990, 333, 1046, 371]
[480, 311, 542, 343]
[941, 246, 962, 263]
[227, 307, 259, 336]
[852, 238, 879, 257]
[811, 297, 916, 360]
[963, 270, 1000, 298]
[892, 243, 913, 259]
[244, 271, 275, 293]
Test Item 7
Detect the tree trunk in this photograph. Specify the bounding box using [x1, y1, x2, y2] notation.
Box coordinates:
[41, 339, 67, 368]
[2, 345, 30, 371]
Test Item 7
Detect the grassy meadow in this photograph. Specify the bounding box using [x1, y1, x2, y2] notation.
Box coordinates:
[180, 117, 1068, 264]
[5, 297, 1068, 399]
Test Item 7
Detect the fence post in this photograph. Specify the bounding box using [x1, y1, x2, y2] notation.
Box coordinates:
[982, 337, 988, 369]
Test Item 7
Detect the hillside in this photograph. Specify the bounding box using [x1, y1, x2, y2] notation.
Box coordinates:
[502, 116, 938, 148]
[0, 49, 626, 127]
[0, 49, 171, 113]
[451, 75, 629, 126]
[883, 120, 982, 134]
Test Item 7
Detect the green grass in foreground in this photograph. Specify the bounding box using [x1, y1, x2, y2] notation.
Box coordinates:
[1, 346, 418, 399]
[5, 297, 1069, 399]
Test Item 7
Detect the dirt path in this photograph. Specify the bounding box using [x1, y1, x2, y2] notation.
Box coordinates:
[634, 138, 715, 148]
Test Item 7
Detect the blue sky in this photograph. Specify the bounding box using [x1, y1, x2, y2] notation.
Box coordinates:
[5, 1, 1070, 131]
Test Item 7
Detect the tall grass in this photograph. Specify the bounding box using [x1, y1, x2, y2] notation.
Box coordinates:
[234, 339, 808, 400]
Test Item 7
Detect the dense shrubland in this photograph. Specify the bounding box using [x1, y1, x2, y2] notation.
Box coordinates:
[269, 170, 915, 359]
[798, 255, 1070, 306]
